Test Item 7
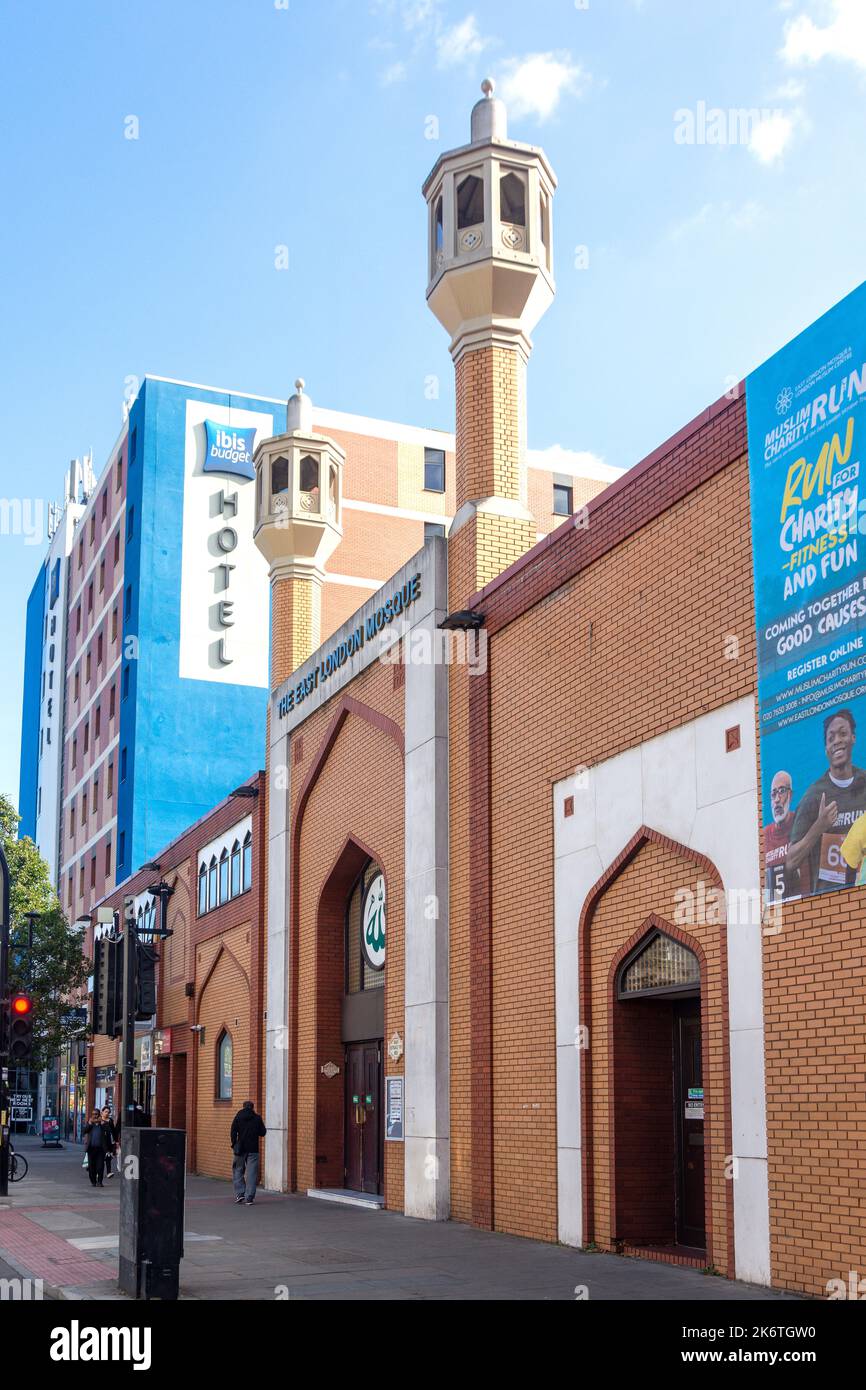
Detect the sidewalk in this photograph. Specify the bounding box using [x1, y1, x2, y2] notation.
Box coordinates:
[0, 1136, 799, 1301]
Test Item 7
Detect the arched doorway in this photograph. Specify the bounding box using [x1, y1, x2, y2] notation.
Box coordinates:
[314, 840, 387, 1198]
[612, 925, 705, 1252]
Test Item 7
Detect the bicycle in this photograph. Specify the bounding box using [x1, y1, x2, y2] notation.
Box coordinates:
[9, 1145, 28, 1182]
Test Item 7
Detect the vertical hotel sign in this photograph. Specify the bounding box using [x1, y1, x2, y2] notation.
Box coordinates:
[746, 281, 866, 903]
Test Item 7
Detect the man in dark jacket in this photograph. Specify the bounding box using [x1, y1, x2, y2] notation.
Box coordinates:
[82, 1110, 114, 1188]
[230, 1100, 266, 1205]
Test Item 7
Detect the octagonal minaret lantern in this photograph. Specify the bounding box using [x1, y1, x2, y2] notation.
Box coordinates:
[422, 78, 557, 362]
[253, 379, 345, 682]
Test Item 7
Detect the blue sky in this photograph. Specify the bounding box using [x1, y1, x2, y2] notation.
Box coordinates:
[1, 0, 865, 806]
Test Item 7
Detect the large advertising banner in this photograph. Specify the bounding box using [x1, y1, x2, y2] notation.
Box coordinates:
[747, 280, 866, 904]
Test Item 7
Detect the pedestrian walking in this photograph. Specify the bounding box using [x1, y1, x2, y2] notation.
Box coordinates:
[230, 1100, 266, 1205]
[82, 1109, 113, 1188]
[101, 1105, 118, 1178]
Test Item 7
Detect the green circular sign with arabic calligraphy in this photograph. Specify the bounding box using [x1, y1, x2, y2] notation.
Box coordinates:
[362, 871, 386, 972]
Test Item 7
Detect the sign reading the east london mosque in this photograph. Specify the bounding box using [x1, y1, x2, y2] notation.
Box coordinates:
[277, 573, 421, 718]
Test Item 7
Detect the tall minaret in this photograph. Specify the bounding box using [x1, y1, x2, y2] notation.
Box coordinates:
[253, 379, 345, 686]
[422, 79, 556, 604]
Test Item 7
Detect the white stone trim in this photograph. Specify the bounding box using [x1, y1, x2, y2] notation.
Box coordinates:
[552, 696, 770, 1284]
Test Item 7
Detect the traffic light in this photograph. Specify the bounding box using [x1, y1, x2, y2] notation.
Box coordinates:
[9, 993, 34, 1063]
[93, 936, 121, 1037]
[136, 940, 157, 1019]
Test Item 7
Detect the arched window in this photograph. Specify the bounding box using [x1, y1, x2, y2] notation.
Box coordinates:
[617, 930, 700, 1000]
[500, 171, 526, 227]
[242, 832, 252, 892]
[434, 194, 444, 251]
[198, 862, 208, 915]
[299, 455, 320, 512]
[329, 465, 338, 518]
[216, 1029, 233, 1100]
[346, 860, 386, 994]
[219, 848, 229, 905]
[208, 855, 218, 911]
[457, 173, 484, 229]
[230, 840, 241, 898]
[271, 455, 289, 496]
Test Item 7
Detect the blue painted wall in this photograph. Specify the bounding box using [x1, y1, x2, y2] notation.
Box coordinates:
[116, 378, 284, 878]
[18, 566, 45, 838]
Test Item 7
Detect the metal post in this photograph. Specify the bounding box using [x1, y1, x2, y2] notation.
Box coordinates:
[121, 897, 137, 1136]
[0, 847, 11, 1197]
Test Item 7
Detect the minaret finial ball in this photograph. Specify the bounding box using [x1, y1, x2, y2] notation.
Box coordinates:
[481, 78, 495, 97]
[287, 376, 313, 433]
[471, 77, 507, 143]
[295, 377, 305, 393]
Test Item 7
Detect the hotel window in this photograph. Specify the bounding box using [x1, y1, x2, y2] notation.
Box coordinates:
[99, 558, 105, 593]
[95, 707, 101, 740]
[111, 606, 118, 641]
[90, 514, 96, 545]
[93, 776, 99, 811]
[105, 839, 112, 876]
[79, 863, 85, 897]
[116, 455, 123, 492]
[90, 855, 96, 890]
[45, 727, 51, 745]
[424, 522, 446, 541]
[242, 832, 252, 892]
[67, 873, 73, 907]
[86, 652, 91, 682]
[127, 506, 134, 541]
[76, 604, 81, 635]
[217, 1030, 233, 1101]
[70, 805, 76, 837]
[219, 848, 229, 904]
[208, 856, 218, 909]
[87, 582, 93, 615]
[101, 490, 108, 521]
[82, 791, 88, 822]
[97, 633, 103, 667]
[457, 172, 484, 229]
[114, 532, 120, 565]
[230, 840, 241, 898]
[120, 747, 127, 782]
[433, 193, 444, 267]
[424, 447, 446, 493]
[78, 539, 84, 569]
[83, 721, 89, 754]
[109, 683, 116, 719]
[72, 736, 78, 768]
[553, 483, 573, 517]
[198, 863, 208, 916]
[107, 761, 114, 798]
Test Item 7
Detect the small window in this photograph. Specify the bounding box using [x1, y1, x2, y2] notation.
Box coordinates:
[435, 194, 444, 251]
[111, 606, 118, 642]
[76, 605, 82, 635]
[425, 522, 446, 540]
[114, 533, 120, 565]
[209, 855, 218, 908]
[101, 490, 108, 521]
[242, 832, 252, 892]
[87, 582, 93, 614]
[553, 483, 573, 517]
[70, 806, 76, 836]
[500, 172, 526, 227]
[72, 736, 78, 768]
[219, 848, 229, 904]
[93, 776, 99, 810]
[198, 862, 208, 915]
[95, 707, 101, 740]
[97, 633, 103, 667]
[90, 514, 96, 545]
[107, 761, 114, 798]
[120, 747, 127, 782]
[299, 455, 320, 511]
[83, 722, 90, 754]
[74, 669, 80, 701]
[86, 652, 91, 682]
[78, 540, 84, 569]
[127, 506, 134, 541]
[540, 190, 551, 266]
[79, 863, 85, 897]
[217, 1031, 233, 1100]
[105, 839, 112, 876]
[271, 455, 289, 496]
[82, 791, 88, 821]
[99, 558, 105, 593]
[90, 855, 96, 890]
[424, 447, 446, 492]
[230, 841, 241, 898]
[109, 683, 116, 719]
[116, 456, 123, 492]
[457, 173, 484, 229]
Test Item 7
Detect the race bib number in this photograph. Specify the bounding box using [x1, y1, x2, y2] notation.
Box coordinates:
[818, 832, 847, 885]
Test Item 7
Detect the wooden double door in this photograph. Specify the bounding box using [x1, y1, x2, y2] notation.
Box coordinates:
[344, 1041, 382, 1195]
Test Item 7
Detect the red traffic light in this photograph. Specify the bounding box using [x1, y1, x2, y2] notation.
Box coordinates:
[11, 994, 33, 1016]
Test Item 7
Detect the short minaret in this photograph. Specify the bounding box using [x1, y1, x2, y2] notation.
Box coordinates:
[422, 79, 557, 602]
[253, 379, 345, 686]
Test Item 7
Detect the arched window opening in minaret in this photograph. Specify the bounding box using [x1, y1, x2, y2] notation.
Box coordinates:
[271, 455, 289, 496]
[500, 171, 526, 227]
[300, 454, 320, 512]
[457, 173, 483, 229]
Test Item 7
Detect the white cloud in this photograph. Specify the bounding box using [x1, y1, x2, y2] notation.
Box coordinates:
[748, 109, 797, 163]
[380, 61, 408, 85]
[498, 52, 589, 123]
[771, 77, 805, 99]
[526, 445, 619, 483]
[436, 15, 491, 69]
[781, 0, 866, 71]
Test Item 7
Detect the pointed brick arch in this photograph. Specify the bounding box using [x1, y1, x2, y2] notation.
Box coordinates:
[577, 827, 734, 1274]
